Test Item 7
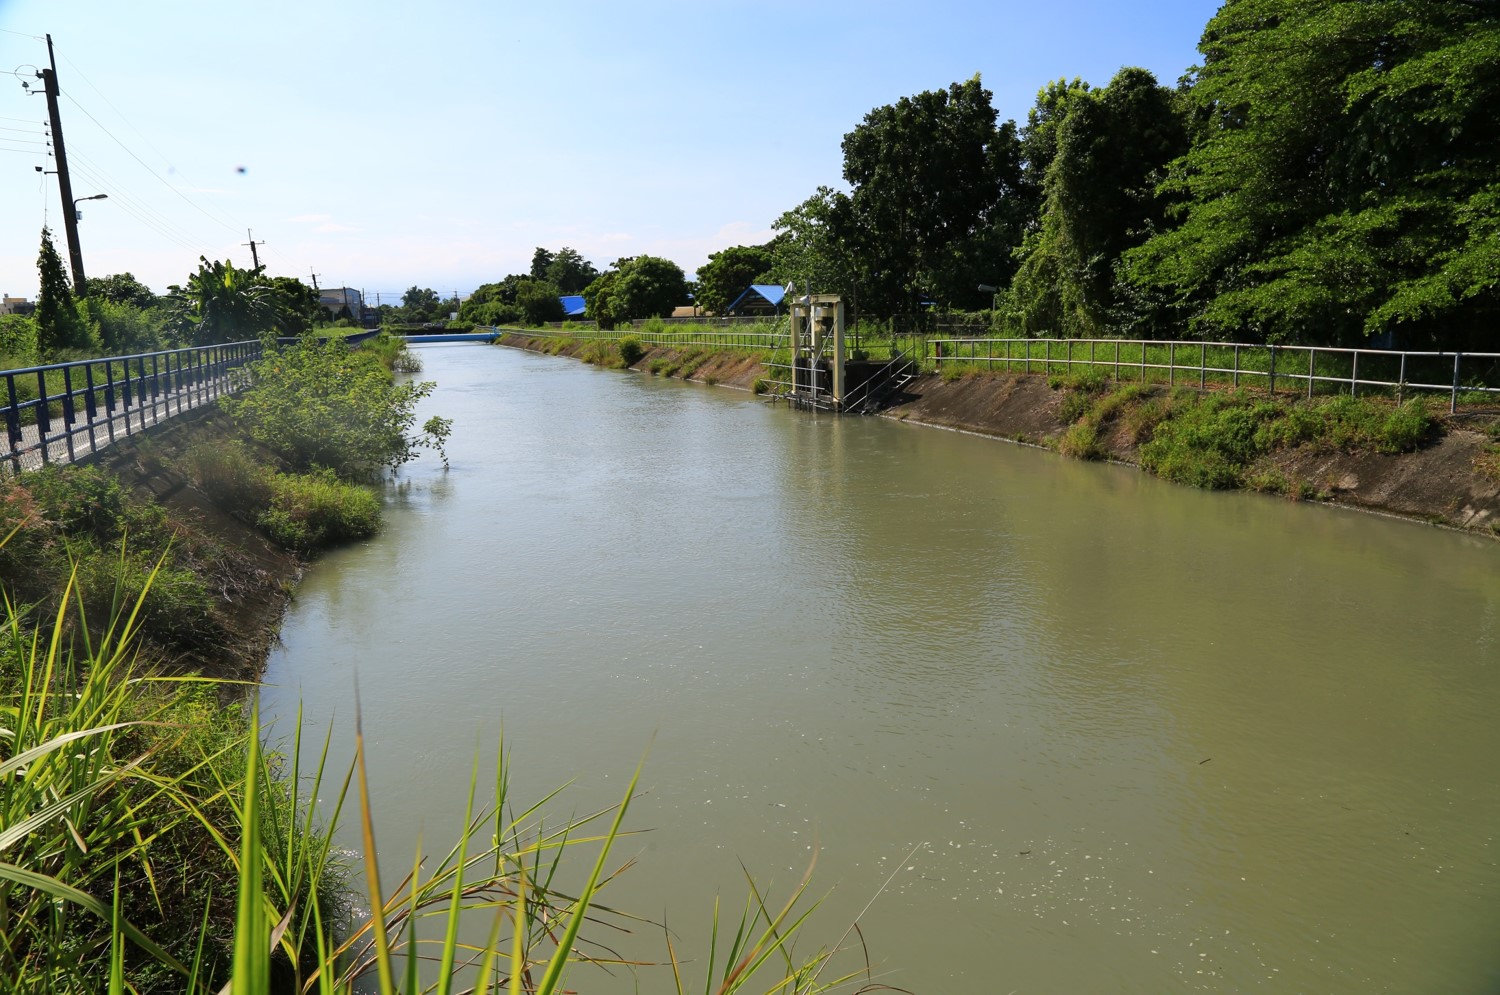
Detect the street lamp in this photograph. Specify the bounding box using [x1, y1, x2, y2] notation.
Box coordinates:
[73, 192, 107, 221]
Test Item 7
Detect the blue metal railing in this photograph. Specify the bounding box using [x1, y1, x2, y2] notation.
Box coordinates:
[2, 340, 263, 474]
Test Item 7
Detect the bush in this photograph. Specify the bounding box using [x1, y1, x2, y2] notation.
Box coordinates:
[1139, 393, 1271, 488]
[219, 338, 435, 480]
[259, 469, 380, 551]
[617, 335, 645, 366]
[22, 464, 169, 548]
[180, 439, 275, 519]
[1058, 420, 1103, 459]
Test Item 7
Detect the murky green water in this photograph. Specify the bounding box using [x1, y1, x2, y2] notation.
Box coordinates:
[259, 343, 1500, 993]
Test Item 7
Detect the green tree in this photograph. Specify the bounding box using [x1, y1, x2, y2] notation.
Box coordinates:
[400, 286, 441, 323]
[265, 276, 322, 334]
[694, 244, 775, 315]
[769, 187, 860, 310]
[543, 247, 599, 293]
[34, 227, 96, 357]
[87, 272, 158, 309]
[614, 255, 688, 319]
[1124, 0, 1500, 347]
[529, 247, 555, 280]
[1007, 68, 1188, 337]
[516, 278, 565, 325]
[581, 270, 623, 330]
[167, 258, 282, 345]
[840, 75, 1026, 313]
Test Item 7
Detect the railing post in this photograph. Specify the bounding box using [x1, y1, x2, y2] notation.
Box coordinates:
[1397, 354, 1406, 405]
[135, 356, 148, 432]
[1452, 352, 1462, 414]
[104, 359, 117, 443]
[83, 362, 98, 455]
[1308, 348, 1315, 399]
[61, 366, 76, 463]
[1168, 341, 1175, 387]
[35, 370, 50, 463]
[1351, 351, 1359, 399]
[1268, 345, 1277, 395]
[1200, 342, 1206, 391]
[5, 373, 21, 474]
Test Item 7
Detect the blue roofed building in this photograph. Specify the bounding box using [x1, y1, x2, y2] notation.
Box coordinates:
[726, 284, 785, 316]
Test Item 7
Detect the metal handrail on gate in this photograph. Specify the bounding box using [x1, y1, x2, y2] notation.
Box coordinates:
[2, 340, 264, 474]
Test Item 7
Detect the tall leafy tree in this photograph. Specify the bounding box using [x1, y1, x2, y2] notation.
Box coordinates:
[840, 75, 1026, 313]
[400, 286, 441, 323]
[529, 247, 555, 280]
[1008, 68, 1188, 337]
[615, 255, 688, 319]
[582, 256, 688, 326]
[265, 276, 322, 334]
[544, 247, 599, 293]
[695, 244, 775, 314]
[167, 258, 281, 345]
[580, 269, 623, 329]
[769, 187, 861, 311]
[1125, 0, 1500, 347]
[34, 227, 95, 356]
[87, 272, 159, 310]
[515, 278, 565, 325]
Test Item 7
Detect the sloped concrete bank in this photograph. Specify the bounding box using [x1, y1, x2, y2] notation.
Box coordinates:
[498, 334, 1500, 538]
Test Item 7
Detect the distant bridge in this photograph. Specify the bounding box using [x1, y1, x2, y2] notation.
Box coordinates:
[399, 331, 499, 344]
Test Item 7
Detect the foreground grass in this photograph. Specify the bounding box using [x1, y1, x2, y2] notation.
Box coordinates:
[0, 552, 905, 994]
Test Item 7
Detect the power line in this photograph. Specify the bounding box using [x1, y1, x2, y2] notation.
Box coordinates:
[61, 91, 244, 237]
[67, 155, 216, 254]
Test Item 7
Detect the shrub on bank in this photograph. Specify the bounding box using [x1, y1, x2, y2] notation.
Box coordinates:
[617, 334, 645, 366]
[220, 337, 436, 480]
[259, 469, 381, 550]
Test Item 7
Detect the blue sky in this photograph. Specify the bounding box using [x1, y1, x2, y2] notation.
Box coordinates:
[0, 0, 1222, 301]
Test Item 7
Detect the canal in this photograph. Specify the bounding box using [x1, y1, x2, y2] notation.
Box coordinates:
[259, 342, 1500, 993]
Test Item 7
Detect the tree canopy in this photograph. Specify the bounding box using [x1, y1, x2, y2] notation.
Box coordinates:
[1124, 0, 1500, 346]
[694, 244, 775, 315]
[1007, 68, 1188, 337]
[580, 256, 688, 328]
[840, 74, 1027, 313]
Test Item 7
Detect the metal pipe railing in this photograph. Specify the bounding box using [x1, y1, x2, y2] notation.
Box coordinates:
[2, 340, 263, 474]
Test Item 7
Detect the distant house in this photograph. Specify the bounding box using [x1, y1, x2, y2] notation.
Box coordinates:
[1, 295, 34, 316]
[726, 284, 785, 316]
[318, 287, 363, 318]
[559, 295, 587, 318]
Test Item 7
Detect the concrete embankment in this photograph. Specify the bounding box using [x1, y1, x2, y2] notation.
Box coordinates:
[498, 332, 1500, 538]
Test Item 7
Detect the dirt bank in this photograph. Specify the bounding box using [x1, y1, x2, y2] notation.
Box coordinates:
[82, 408, 304, 682]
[887, 372, 1500, 536]
[501, 334, 1500, 537]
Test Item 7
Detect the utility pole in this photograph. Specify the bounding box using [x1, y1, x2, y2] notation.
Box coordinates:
[36, 35, 87, 295]
[309, 270, 320, 292]
[243, 229, 265, 270]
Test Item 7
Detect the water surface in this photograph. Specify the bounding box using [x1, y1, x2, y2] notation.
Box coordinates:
[261, 343, 1500, 993]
